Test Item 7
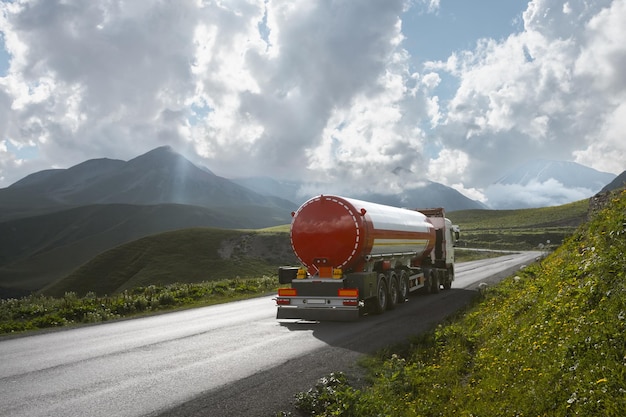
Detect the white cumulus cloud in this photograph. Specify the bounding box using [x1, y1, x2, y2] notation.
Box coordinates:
[0, 0, 623, 210]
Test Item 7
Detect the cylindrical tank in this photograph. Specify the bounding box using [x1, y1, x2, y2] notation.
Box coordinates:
[290, 195, 436, 275]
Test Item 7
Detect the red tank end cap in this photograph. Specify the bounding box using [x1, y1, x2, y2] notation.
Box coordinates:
[291, 197, 365, 272]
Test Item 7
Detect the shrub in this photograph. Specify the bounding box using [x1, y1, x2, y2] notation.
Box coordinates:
[0, 276, 281, 334]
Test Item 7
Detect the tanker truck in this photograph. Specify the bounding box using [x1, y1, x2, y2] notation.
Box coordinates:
[275, 195, 459, 321]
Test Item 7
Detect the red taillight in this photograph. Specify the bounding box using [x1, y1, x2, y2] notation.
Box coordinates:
[276, 298, 291, 305]
[278, 288, 297, 296]
[342, 299, 359, 306]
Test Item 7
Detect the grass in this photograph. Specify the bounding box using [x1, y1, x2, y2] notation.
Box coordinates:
[42, 228, 295, 297]
[448, 199, 588, 229]
[0, 202, 295, 296]
[284, 190, 626, 416]
[449, 199, 588, 250]
[454, 248, 511, 262]
[0, 276, 279, 334]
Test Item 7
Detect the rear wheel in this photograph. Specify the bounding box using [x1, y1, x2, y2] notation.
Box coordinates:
[397, 270, 409, 303]
[372, 275, 388, 314]
[431, 270, 441, 293]
[443, 266, 454, 290]
[387, 273, 399, 310]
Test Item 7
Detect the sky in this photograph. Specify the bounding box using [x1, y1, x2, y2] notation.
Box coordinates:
[0, 0, 624, 208]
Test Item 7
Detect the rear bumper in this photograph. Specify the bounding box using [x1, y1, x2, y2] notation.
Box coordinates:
[276, 306, 360, 321]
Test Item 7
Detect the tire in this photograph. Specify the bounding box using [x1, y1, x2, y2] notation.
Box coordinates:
[397, 270, 409, 303]
[442, 268, 452, 290]
[372, 275, 388, 314]
[431, 270, 440, 294]
[443, 266, 454, 290]
[387, 273, 399, 310]
[423, 270, 433, 294]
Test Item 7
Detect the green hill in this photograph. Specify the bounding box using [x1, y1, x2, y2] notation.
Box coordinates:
[0, 203, 293, 297]
[289, 190, 626, 416]
[448, 199, 588, 228]
[448, 199, 589, 249]
[43, 228, 296, 297]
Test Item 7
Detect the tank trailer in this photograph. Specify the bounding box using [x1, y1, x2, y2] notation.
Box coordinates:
[275, 195, 459, 321]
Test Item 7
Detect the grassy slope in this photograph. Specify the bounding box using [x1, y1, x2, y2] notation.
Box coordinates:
[0, 203, 293, 295]
[292, 191, 625, 416]
[448, 199, 589, 250]
[43, 228, 295, 297]
[448, 199, 588, 229]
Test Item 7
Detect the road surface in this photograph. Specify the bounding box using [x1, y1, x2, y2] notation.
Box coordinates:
[0, 251, 541, 417]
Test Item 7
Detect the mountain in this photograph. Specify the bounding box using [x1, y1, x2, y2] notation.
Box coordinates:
[0, 146, 296, 221]
[232, 176, 307, 205]
[494, 159, 615, 189]
[0, 147, 299, 297]
[233, 177, 486, 211]
[352, 181, 486, 211]
[600, 170, 626, 193]
[485, 159, 617, 209]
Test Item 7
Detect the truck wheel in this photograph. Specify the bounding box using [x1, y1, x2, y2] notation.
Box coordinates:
[431, 271, 441, 293]
[423, 270, 433, 294]
[443, 266, 454, 290]
[373, 276, 388, 314]
[397, 270, 409, 303]
[442, 270, 452, 290]
[387, 273, 399, 310]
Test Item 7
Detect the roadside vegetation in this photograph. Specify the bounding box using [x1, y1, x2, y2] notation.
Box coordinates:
[449, 199, 588, 250]
[282, 190, 626, 416]
[0, 276, 278, 334]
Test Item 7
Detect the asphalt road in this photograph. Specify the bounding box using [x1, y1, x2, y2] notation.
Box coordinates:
[0, 251, 541, 417]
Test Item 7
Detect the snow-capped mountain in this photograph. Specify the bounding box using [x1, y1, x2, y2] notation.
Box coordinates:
[486, 159, 617, 209]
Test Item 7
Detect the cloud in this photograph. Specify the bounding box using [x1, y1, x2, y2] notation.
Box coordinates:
[485, 179, 595, 209]
[0, 0, 430, 196]
[428, 0, 626, 190]
[228, 0, 422, 193]
[427, 148, 487, 202]
[0, 0, 623, 210]
[0, 0, 202, 167]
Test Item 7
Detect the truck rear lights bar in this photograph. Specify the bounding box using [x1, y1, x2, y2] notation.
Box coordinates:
[338, 288, 359, 306]
[278, 288, 297, 296]
[276, 288, 297, 305]
[337, 288, 358, 297]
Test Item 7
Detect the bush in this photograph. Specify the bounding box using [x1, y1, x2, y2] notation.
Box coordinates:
[0, 276, 281, 334]
[295, 372, 359, 416]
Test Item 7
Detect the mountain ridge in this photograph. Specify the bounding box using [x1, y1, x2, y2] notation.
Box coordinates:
[486, 159, 617, 209]
[495, 159, 615, 188]
[0, 146, 296, 221]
